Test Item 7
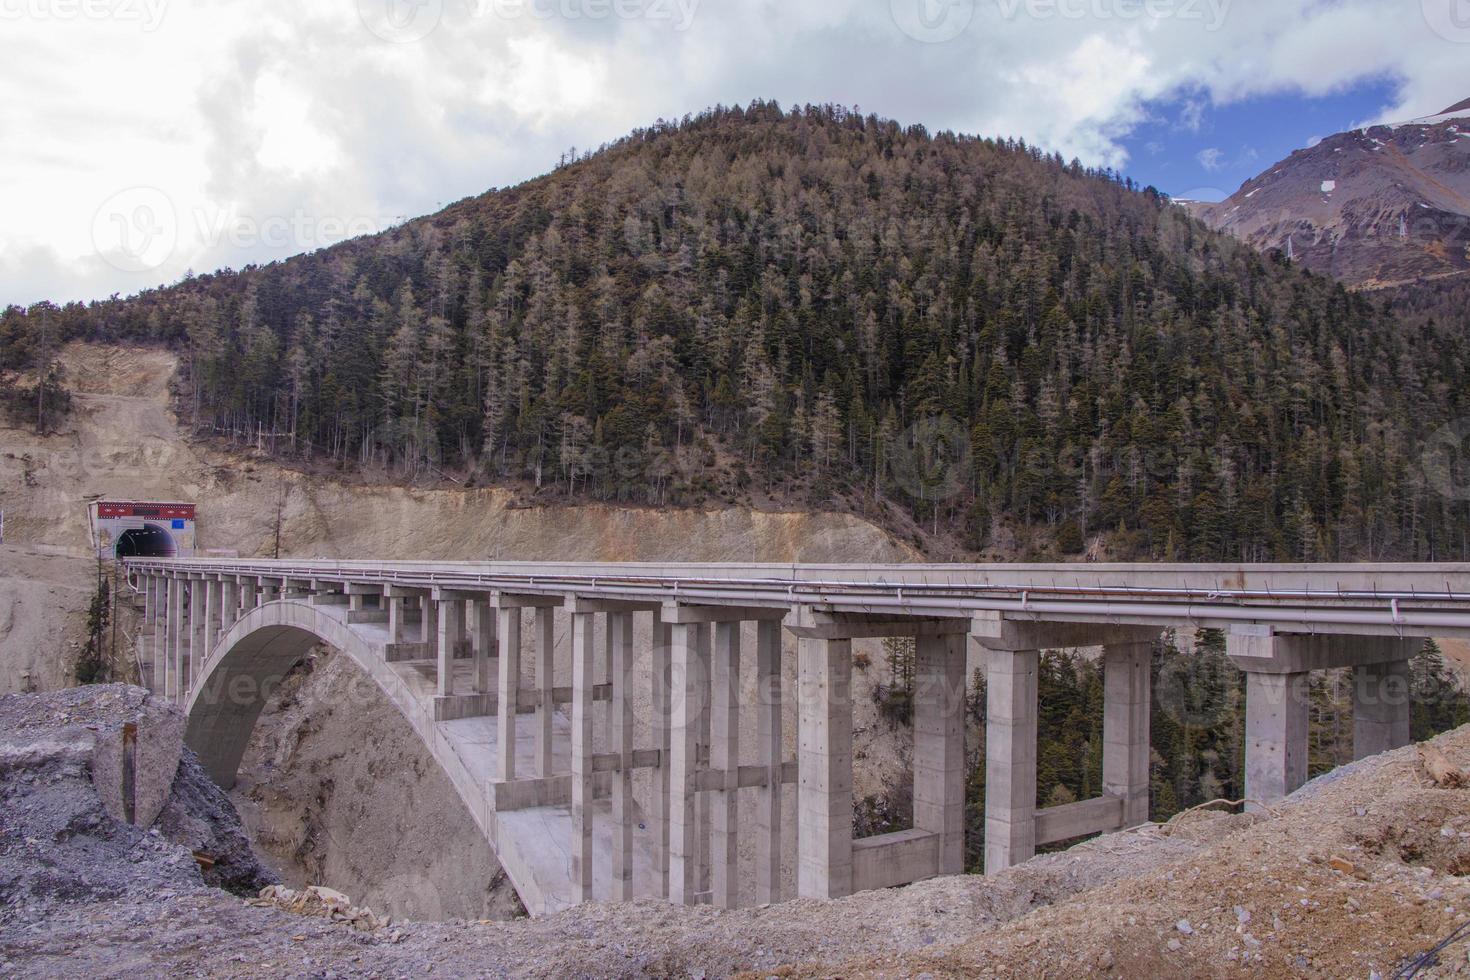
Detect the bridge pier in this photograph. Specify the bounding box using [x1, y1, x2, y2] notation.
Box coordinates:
[1355, 660, 1411, 760]
[974, 616, 1159, 873]
[1229, 627, 1419, 809]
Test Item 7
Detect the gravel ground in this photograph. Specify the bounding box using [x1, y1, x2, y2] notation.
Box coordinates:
[7, 684, 1470, 978]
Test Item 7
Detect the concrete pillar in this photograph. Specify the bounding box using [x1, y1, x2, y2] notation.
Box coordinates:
[220, 579, 239, 636]
[421, 596, 439, 647]
[535, 606, 555, 778]
[711, 620, 740, 908]
[1103, 642, 1152, 827]
[203, 579, 220, 657]
[164, 577, 181, 700]
[669, 621, 702, 905]
[240, 577, 260, 612]
[471, 599, 495, 695]
[437, 599, 466, 697]
[497, 607, 521, 781]
[570, 610, 594, 902]
[695, 623, 711, 897]
[914, 633, 966, 875]
[755, 619, 782, 905]
[1354, 659, 1412, 761]
[796, 635, 853, 900]
[610, 611, 634, 901]
[349, 593, 365, 614]
[984, 647, 1038, 875]
[1244, 671, 1310, 808]
[186, 578, 205, 692]
[651, 610, 672, 899]
[388, 596, 409, 644]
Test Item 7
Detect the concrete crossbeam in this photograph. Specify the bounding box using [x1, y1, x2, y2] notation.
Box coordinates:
[1034, 794, 1124, 845]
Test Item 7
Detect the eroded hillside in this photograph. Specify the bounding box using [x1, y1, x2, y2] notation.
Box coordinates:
[0, 341, 920, 917]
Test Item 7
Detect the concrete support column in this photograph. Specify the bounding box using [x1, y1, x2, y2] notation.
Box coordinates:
[349, 593, 365, 614]
[186, 578, 205, 692]
[914, 633, 967, 875]
[984, 647, 1038, 875]
[1103, 642, 1152, 827]
[497, 607, 521, 781]
[650, 610, 672, 899]
[421, 597, 439, 647]
[239, 577, 259, 612]
[220, 579, 239, 636]
[471, 599, 495, 695]
[437, 599, 466, 697]
[203, 579, 221, 656]
[535, 606, 555, 778]
[796, 635, 853, 900]
[570, 610, 595, 902]
[1354, 659, 1412, 761]
[711, 620, 740, 909]
[610, 611, 635, 901]
[669, 621, 703, 905]
[1244, 671, 1310, 808]
[388, 596, 409, 644]
[164, 577, 182, 701]
[755, 619, 783, 905]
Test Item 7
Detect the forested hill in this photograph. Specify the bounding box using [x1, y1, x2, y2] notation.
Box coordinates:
[4, 102, 1469, 561]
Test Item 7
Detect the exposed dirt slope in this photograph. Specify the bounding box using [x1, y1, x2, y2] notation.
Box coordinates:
[1194, 99, 1470, 288]
[233, 650, 524, 922]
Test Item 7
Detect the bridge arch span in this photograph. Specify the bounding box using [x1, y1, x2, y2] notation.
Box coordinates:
[183, 600, 495, 850]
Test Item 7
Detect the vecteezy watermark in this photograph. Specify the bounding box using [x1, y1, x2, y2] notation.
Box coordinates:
[193, 207, 394, 253]
[894, 0, 1231, 41]
[1422, 419, 1470, 502]
[992, 0, 1231, 29]
[357, 0, 443, 43]
[890, 0, 975, 42]
[1423, 0, 1470, 44]
[0, 0, 167, 30]
[92, 186, 178, 274]
[889, 415, 973, 502]
[93, 185, 398, 274]
[358, 0, 699, 42]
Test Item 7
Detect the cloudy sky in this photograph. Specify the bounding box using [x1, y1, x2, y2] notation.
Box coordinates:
[2, 0, 1468, 307]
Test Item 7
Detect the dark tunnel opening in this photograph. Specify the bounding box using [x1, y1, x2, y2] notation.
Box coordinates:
[114, 523, 178, 559]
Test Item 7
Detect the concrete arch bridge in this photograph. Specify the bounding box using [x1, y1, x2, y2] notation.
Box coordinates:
[123, 559, 1470, 914]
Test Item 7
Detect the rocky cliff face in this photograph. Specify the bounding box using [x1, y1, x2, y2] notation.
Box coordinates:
[0, 684, 276, 914]
[1193, 99, 1470, 288]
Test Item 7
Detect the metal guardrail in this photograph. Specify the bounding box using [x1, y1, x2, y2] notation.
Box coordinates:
[123, 559, 1470, 638]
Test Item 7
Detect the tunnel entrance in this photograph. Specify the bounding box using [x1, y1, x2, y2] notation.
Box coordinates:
[114, 523, 178, 559]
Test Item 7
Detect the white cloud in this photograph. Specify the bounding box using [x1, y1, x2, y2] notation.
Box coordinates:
[1, 0, 1466, 306]
[1197, 147, 1225, 171]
